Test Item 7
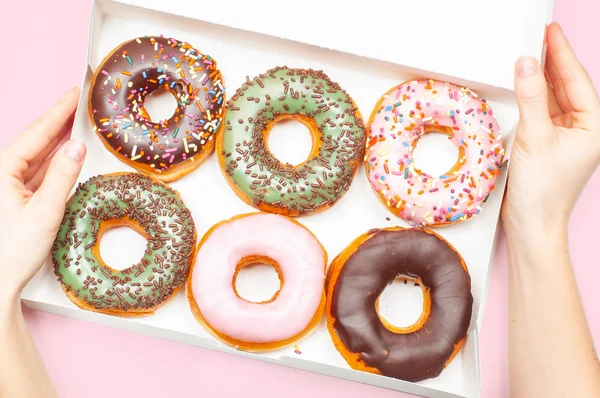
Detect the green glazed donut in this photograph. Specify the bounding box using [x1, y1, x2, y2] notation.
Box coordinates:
[218, 66, 366, 216]
[52, 172, 197, 316]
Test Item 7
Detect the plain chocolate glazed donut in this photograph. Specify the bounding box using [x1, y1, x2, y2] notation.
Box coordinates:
[326, 227, 473, 382]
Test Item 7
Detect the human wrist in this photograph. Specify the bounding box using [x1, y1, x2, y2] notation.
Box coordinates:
[503, 204, 568, 238]
[503, 213, 569, 263]
[0, 285, 23, 324]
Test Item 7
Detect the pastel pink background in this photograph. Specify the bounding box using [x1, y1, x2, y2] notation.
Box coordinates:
[0, 1, 598, 397]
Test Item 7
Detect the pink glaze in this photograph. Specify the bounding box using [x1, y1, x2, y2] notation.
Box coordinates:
[366, 79, 505, 226]
[191, 213, 325, 344]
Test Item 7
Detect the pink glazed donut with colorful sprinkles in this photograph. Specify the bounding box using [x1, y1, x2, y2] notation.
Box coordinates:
[365, 79, 505, 226]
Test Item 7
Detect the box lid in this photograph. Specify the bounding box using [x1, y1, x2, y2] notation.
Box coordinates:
[113, 0, 553, 91]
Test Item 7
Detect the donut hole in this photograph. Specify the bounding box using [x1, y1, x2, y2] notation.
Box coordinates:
[266, 115, 318, 167]
[142, 88, 178, 123]
[377, 276, 431, 333]
[96, 220, 148, 272]
[233, 256, 283, 303]
[412, 129, 460, 177]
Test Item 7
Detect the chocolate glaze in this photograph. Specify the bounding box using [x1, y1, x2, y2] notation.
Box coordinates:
[90, 36, 225, 173]
[330, 228, 473, 382]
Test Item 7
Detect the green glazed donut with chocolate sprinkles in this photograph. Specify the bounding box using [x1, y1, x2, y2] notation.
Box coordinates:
[52, 172, 197, 317]
[218, 66, 366, 216]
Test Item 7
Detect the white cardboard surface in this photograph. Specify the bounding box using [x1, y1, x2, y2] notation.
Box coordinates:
[21, 0, 552, 396]
[116, 0, 554, 92]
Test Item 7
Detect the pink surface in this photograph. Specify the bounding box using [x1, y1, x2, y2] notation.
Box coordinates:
[0, 1, 598, 397]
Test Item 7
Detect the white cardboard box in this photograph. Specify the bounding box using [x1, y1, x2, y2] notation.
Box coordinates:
[22, 0, 553, 397]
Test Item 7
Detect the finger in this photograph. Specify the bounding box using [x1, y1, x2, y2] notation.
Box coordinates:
[514, 56, 553, 133]
[24, 157, 52, 192]
[27, 139, 86, 227]
[546, 22, 600, 113]
[22, 114, 74, 183]
[547, 85, 563, 118]
[545, 55, 573, 114]
[7, 87, 80, 163]
[31, 113, 74, 164]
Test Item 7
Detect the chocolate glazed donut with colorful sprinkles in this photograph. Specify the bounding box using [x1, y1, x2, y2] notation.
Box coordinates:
[52, 173, 197, 317]
[89, 36, 225, 182]
[218, 66, 366, 216]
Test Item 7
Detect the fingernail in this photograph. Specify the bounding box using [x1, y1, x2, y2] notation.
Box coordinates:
[517, 57, 539, 77]
[64, 139, 85, 162]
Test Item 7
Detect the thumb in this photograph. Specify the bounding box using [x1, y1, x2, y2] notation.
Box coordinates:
[514, 57, 553, 133]
[29, 138, 86, 227]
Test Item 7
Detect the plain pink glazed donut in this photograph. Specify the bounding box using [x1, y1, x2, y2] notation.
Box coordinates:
[365, 79, 505, 226]
[186, 212, 327, 351]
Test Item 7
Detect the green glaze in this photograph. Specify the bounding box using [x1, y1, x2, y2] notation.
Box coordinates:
[220, 66, 366, 215]
[52, 173, 196, 313]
